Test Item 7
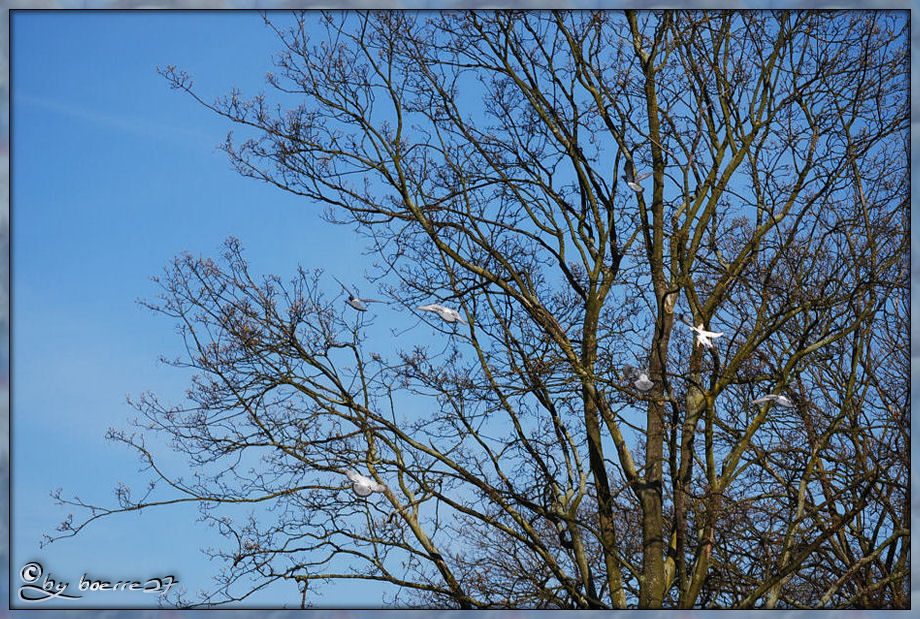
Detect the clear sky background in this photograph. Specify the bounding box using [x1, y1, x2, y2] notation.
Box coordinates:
[6, 5, 919, 616]
[11, 10, 407, 608]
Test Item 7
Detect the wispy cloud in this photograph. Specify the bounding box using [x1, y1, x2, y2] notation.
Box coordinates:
[14, 91, 218, 147]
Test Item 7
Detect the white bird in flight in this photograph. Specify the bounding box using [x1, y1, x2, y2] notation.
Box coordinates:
[677, 313, 724, 348]
[333, 277, 382, 312]
[344, 470, 387, 497]
[692, 325, 724, 348]
[418, 303, 467, 325]
[752, 394, 794, 408]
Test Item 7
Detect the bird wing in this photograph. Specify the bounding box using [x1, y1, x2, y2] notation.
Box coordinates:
[332, 276, 355, 297]
[753, 395, 793, 407]
[358, 298, 383, 303]
[675, 313, 696, 328]
[679, 314, 695, 327]
[627, 182, 644, 193]
[417, 304, 440, 312]
[634, 172, 652, 182]
[345, 470, 363, 483]
[623, 159, 636, 183]
[370, 481, 387, 493]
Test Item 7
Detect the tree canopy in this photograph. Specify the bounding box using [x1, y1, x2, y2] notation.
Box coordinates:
[50, 10, 909, 609]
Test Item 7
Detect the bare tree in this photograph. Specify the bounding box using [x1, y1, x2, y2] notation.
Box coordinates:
[47, 10, 908, 609]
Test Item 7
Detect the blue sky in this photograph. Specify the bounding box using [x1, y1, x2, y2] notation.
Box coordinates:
[8, 7, 918, 614]
[11, 11, 401, 608]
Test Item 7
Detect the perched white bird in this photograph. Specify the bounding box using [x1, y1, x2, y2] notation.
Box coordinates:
[333, 277, 382, 312]
[752, 394, 794, 408]
[417, 303, 467, 325]
[344, 470, 387, 497]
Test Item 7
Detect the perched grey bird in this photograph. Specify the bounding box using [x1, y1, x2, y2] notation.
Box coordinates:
[676, 313, 724, 348]
[623, 364, 640, 381]
[752, 394, 794, 408]
[333, 277, 382, 312]
[418, 303, 467, 324]
[344, 470, 387, 497]
[624, 365, 654, 392]
[634, 372, 655, 392]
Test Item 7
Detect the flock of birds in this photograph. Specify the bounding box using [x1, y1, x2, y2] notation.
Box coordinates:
[334, 276, 467, 324]
[333, 277, 467, 496]
[333, 279, 793, 497]
[330, 164, 793, 498]
[621, 313, 794, 411]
